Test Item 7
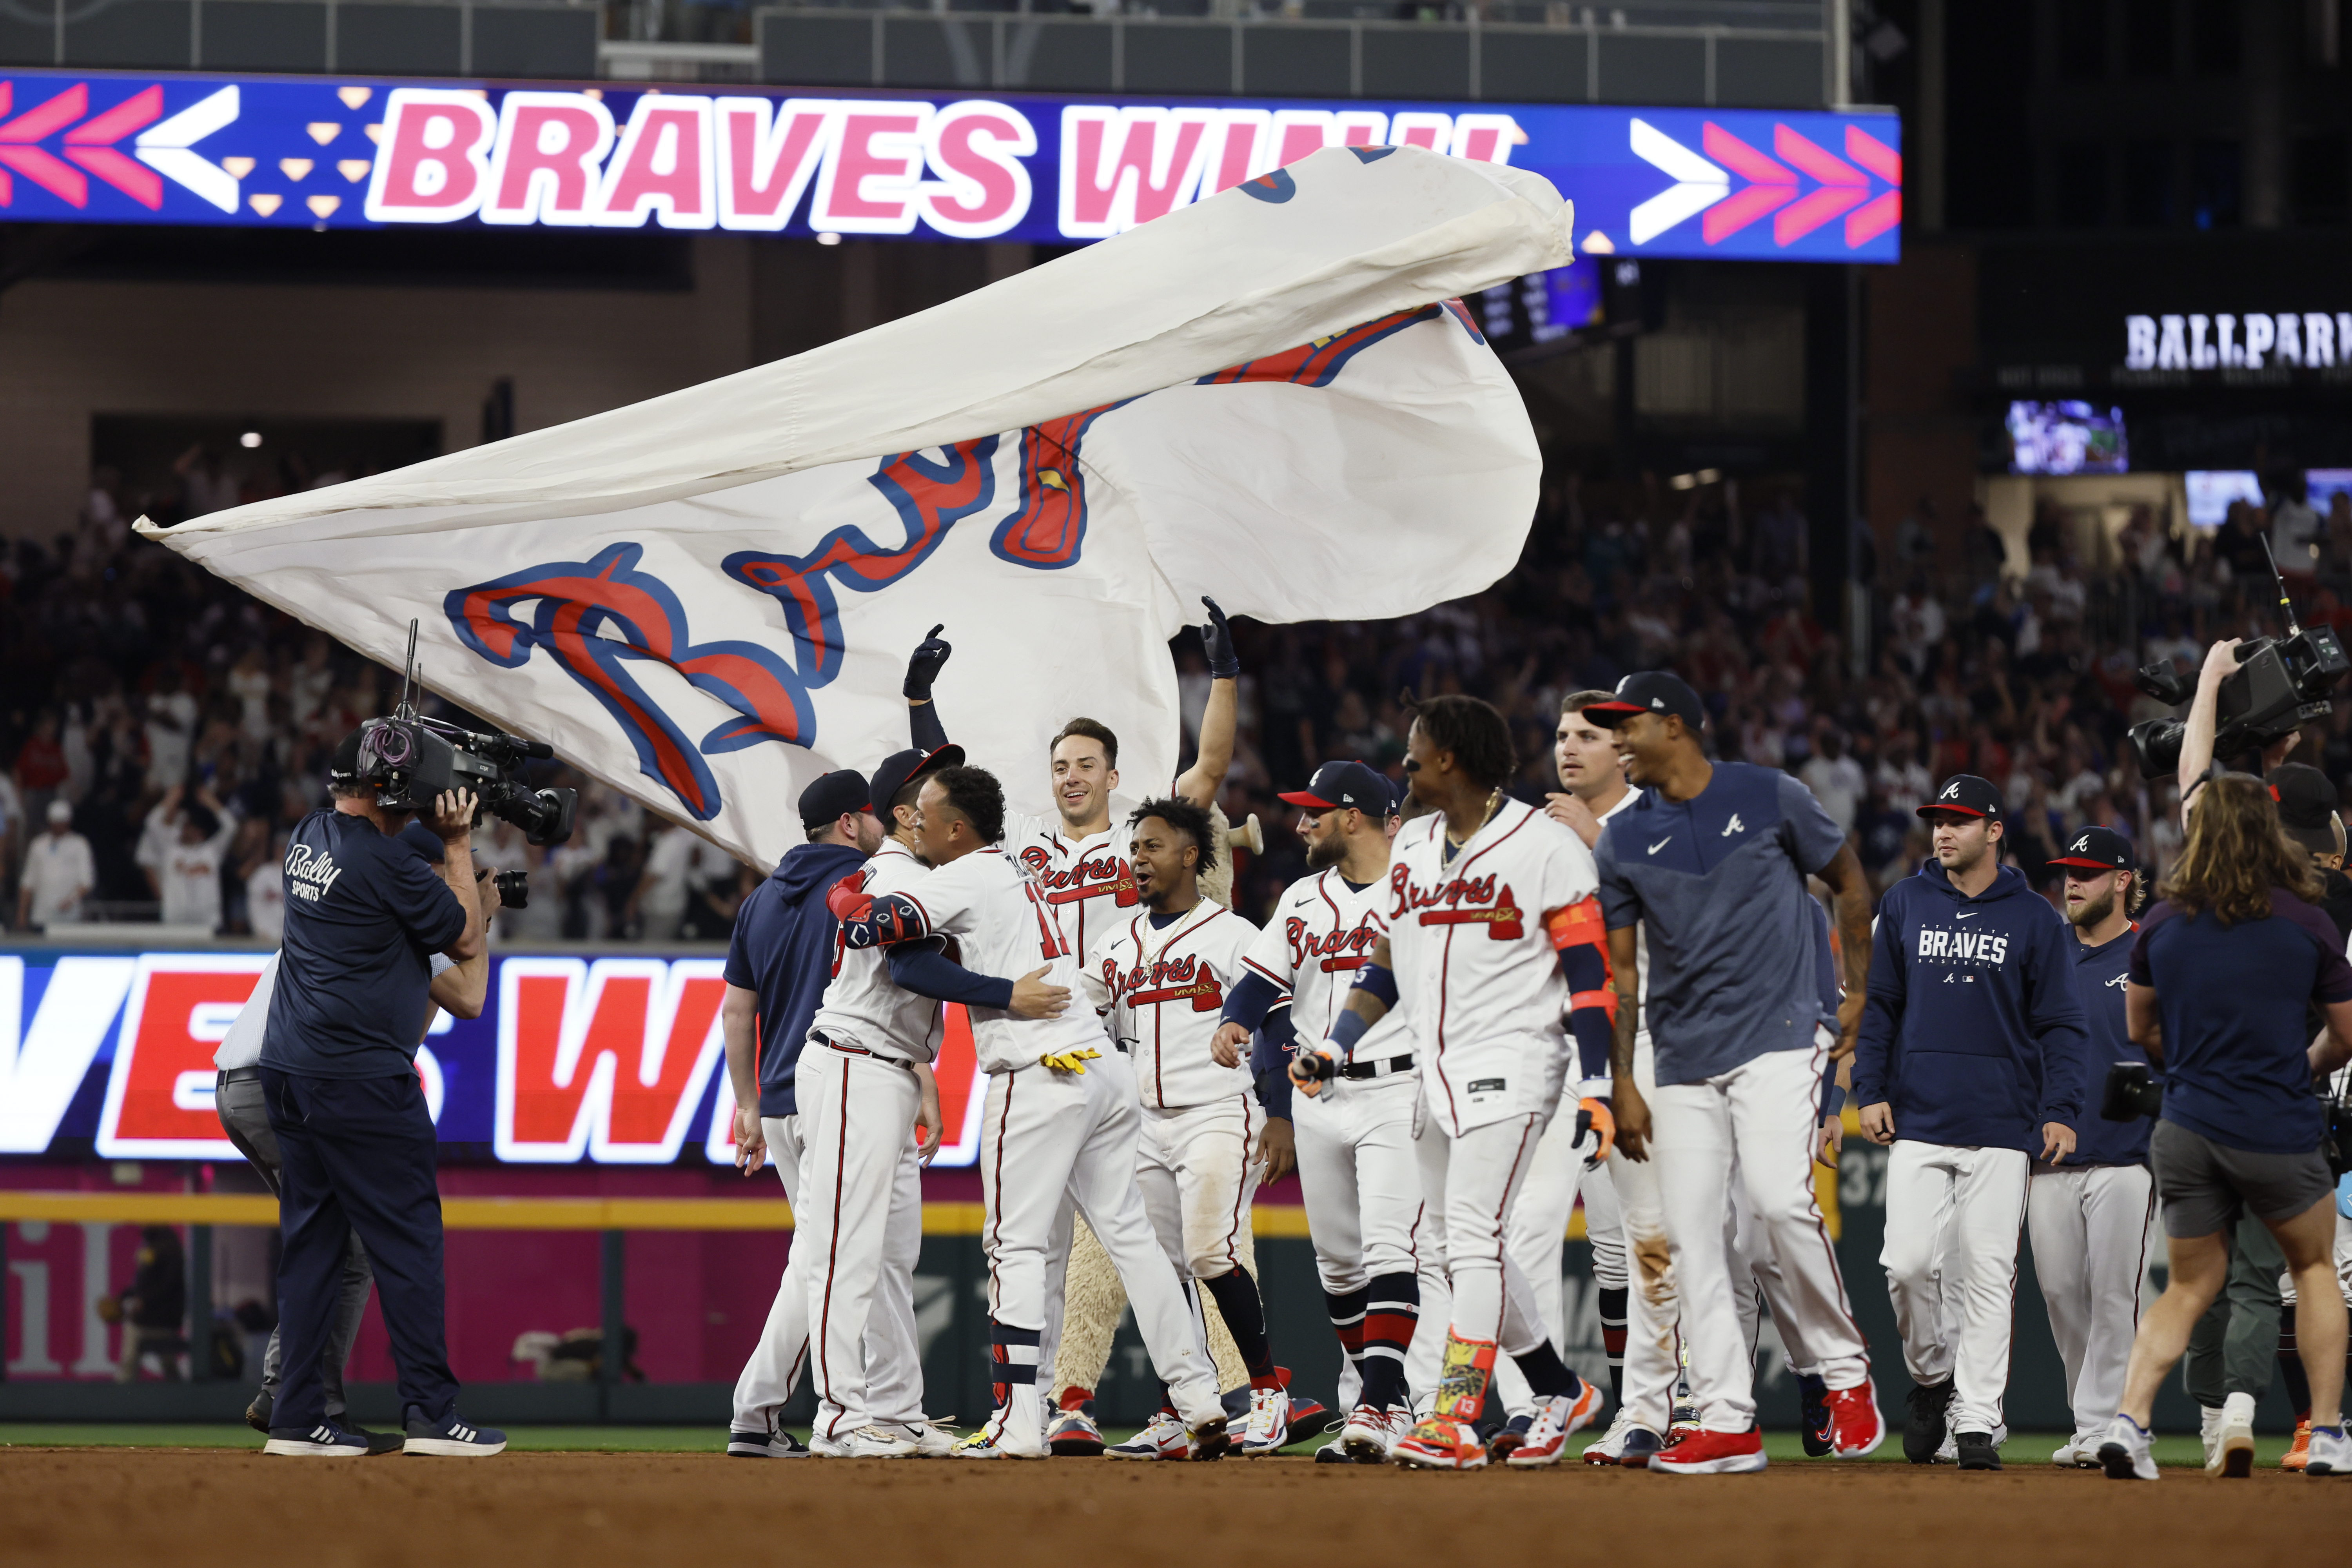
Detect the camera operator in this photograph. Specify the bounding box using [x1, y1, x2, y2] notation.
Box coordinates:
[2173, 639, 2303, 809]
[2097, 773, 2352, 1481]
[217, 735, 497, 1446]
[257, 726, 497, 1458]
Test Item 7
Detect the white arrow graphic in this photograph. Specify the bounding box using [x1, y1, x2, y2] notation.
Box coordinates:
[1627, 118, 1727, 245]
[136, 85, 241, 214]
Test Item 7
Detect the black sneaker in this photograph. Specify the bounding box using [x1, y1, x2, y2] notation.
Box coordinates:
[1955, 1431, 2002, 1470]
[1798, 1375, 1831, 1457]
[244, 1392, 272, 1435]
[1903, 1381, 1953, 1465]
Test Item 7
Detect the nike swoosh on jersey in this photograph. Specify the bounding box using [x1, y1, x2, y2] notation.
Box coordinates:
[1956, 911, 1979, 920]
[1647, 837, 1671, 855]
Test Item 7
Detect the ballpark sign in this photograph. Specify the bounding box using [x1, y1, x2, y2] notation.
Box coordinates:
[0, 949, 991, 1170]
[0, 67, 1899, 260]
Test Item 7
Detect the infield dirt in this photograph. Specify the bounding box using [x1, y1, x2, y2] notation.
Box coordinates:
[4, 1450, 2345, 1567]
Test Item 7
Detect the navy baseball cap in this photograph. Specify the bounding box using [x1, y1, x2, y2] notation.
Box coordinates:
[1583, 671, 1706, 731]
[2049, 825, 2136, 874]
[869, 744, 964, 818]
[1919, 775, 2004, 822]
[1280, 760, 1395, 816]
[798, 769, 873, 831]
[2271, 763, 2337, 829]
[328, 726, 364, 786]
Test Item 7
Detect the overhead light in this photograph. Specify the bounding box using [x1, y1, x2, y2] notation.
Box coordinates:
[816, 231, 842, 247]
[1667, 468, 1724, 491]
[239, 431, 262, 448]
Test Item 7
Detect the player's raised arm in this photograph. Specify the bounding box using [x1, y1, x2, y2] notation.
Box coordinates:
[905, 624, 953, 753]
[1174, 597, 1240, 809]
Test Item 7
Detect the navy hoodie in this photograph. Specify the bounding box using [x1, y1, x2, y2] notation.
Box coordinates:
[2068, 924, 2150, 1167]
[724, 841, 867, 1117]
[1852, 861, 2090, 1154]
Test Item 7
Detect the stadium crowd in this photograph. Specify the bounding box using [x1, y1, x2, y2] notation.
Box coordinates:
[5, 464, 2351, 938]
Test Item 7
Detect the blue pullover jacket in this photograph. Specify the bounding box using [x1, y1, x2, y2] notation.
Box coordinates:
[725, 841, 868, 1117]
[2068, 924, 2150, 1167]
[1852, 861, 2090, 1154]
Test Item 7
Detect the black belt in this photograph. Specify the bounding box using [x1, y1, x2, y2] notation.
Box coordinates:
[218, 1067, 261, 1085]
[1339, 1053, 1415, 1082]
[813, 1031, 915, 1071]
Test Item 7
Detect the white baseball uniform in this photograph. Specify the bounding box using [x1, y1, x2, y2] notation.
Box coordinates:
[891, 846, 1223, 1444]
[797, 837, 943, 1445]
[1243, 868, 1450, 1409]
[1384, 798, 1601, 1394]
[1007, 804, 1142, 972]
[1090, 902, 1263, 1283]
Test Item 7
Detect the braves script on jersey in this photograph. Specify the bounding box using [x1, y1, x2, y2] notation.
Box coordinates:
[1242, 869, 1414, 1062]
[809, 838, 946, 1064]
[1090, 904, 1259, 1111]
[894, 847, 1102, 1074]
[1007, 809, 1140, 964]
[1386, 798, 1602, 1136]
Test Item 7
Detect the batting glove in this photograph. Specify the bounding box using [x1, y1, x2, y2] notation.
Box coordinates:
[1575, 1097, 1615, 1166]
[1039, 1048, 1103, 1075]
[1200, 597, 1240, 680]
[904, 622, 953, 701]
[824, 871, 872, 923]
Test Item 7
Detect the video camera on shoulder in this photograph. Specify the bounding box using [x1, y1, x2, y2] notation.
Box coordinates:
[2127, 538, 2349, 779]
[355, 621, 578, 848]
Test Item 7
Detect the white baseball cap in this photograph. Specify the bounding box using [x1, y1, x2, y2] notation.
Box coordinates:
[47, 800, 72, 824]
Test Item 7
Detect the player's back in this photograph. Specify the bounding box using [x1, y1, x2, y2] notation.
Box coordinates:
[910, 846, 1104, 1073]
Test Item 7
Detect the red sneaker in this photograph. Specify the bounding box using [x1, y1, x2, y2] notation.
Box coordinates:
[1645, 1426, 1768, 1475]
[1390, 1417, 1490, 1471]
[1825, 1380, 1886, 1458]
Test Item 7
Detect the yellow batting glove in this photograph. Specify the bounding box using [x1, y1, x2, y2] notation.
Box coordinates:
[1039, 1048, 1103, 1075]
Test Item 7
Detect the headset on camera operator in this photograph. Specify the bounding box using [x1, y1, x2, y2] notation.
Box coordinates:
[2090, 768, 2352, 1480]
[253, 714, 502, 1459]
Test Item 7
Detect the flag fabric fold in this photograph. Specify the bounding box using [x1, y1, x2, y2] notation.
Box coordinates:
[138, 144, 1572, 867]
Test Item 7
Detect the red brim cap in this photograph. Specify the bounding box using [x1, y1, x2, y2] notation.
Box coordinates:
[2048, 855, 2123, 869]
[1581, 701, 1646, 724]
[1916, 804, 1989, 818]
[1278, 790, 1342, 809]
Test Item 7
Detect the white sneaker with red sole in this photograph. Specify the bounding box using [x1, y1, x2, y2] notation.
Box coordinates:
[1506, 1381, 1607, 1468]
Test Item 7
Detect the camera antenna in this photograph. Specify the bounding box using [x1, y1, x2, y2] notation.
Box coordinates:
[394, 617, 421, 722]
[2260, 535, 2305, 639]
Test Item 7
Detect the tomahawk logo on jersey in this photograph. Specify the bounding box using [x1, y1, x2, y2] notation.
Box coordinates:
[1383, 799, 1613, 1136]
[1090, 904, 1259, 1111]
[1007, 812, 1142, 960]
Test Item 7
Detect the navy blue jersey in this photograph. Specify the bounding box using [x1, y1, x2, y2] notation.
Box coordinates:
[1594, 762, 1849, 1085]
[2069, 925, 2150, 1167]
[1852, 862, 2089, 1154]
[2131, 891, 2352, 1155]
[261, 809, 467, 1079]
[725, 841, 867, 1118]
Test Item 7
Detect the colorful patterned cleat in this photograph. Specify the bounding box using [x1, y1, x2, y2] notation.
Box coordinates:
[1391, 1416, 1490, 1471]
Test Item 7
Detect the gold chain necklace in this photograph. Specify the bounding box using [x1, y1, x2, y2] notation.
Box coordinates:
[1445, 788, 1504, 857]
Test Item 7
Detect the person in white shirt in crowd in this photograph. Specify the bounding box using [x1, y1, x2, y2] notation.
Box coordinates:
[17, 800, 95, 930]
[247, 830, 289, 945]
[143, 669, 198, 794]
[1800, 727, 1868, 837]
[632, 820, 699, 942]
[140, 784, 236, 930]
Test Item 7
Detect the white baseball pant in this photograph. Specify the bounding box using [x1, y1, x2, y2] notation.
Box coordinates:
[731, 1112, 924, 1432]
[1882, 1140, 2029, 1436]
[1414, 1108, 1555, 1370]
[1651, 1041, 1868, 1432]
[1294, 1075, 1450, 1411]
[1138, 1095, 1260, 1283]
[796, 1044, 928, 1442]
[1492, 1108, 1597, 1418]
[2026, 1161, 2154, 1447]
[980, 1053, 1222, 1433]
[1604, 1038, 1683, 1435]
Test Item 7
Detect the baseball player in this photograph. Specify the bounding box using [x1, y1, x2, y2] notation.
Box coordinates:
[1084, 797, 1291, 1456]
[726, 769, 934, 1459]
[828, 765, 1231, 1459]
[2029, 825, 2156, 1470]
[795, 743, 1024, 1457]
[1298, 696, 1610, 1471]
[1854, 775, 2089, 1471]
[1213, 761, 1447, 1462]
[1588, 671, 1883, 1475]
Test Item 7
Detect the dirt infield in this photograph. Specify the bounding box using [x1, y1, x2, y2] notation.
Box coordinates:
[4, 1450, 2347, 1567]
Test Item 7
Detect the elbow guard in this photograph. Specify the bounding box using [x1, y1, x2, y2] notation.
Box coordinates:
[839, 892, 923, 951]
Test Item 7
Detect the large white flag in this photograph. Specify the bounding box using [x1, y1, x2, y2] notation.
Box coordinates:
[140, 145, 1571, 866]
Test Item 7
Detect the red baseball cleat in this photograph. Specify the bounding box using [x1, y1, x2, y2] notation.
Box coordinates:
[1825, 1380, 1886, 1458]
[1391, 1416, 1490, 1470]
[1645, 1426, 1768, 1475]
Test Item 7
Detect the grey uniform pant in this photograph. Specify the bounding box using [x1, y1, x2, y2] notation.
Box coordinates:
[2182, 1214, 2285, 1407]
[217, 1071, 374, 1420]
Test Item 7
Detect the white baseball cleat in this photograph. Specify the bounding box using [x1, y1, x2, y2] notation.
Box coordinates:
[727, 1423, 810, 1458]
[1506, 1382, 1606, 1468]
[2098, 1415, 2160, 1481]
[899, 1420, 958, 1458]
[2050, 1440, 2094, 1469]
[811, 1424, 921, 1458]
[1238, 1384, 1292, 1456]
[1105, 1410, 1189, 1460]
[1338, 1403, 1401, 1463]
[2210, 1392, 2255, 1477]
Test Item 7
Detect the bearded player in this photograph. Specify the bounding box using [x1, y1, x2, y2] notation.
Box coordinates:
[1213, 762, 1447, 1462]
[1087, 798, 1292, 1456]
[1298, 697, 1610, 1470]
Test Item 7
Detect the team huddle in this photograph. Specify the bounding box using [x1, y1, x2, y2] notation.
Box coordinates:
[715, 613, 2161, 1474]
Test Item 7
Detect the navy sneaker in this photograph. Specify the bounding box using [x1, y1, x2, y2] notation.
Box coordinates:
[264, 1422, 370, 1457]
[728, 1426, 811, 1457]
[1798, 1374, 1831, 1457]
[1617, 1426, 1665, 1467]
[404, 1410, 507, 1457]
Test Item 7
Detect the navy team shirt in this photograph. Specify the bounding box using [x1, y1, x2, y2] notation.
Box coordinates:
[726, 840, 868, 1118]
[1595, 761, 1849, 1086]
[2129, 890, 2352, 1155]
[261, 808, 467, 1079]
[2069, 924, 2151, 1167]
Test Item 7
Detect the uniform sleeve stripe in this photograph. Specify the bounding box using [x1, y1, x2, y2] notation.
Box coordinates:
[1242, 955, 1290, 987]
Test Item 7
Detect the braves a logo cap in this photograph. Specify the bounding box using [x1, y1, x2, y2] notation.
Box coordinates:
[1918, 775, 2004, 822]
[2049, 825, 2136, 873]
[1280, 760, 1397, 816]
[1582, 671, 1706, 731]
[868, 744, 965, 820]
[799, 768, 875, 831]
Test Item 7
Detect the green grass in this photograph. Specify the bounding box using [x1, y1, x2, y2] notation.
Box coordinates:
[0, 1424, 2274, 1468]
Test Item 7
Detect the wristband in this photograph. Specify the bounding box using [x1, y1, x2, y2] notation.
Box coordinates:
[1822, 1084, 1846, 1118]
[1325, 1009, 1371, 1062]
[1350, 962, 1398, 1011]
